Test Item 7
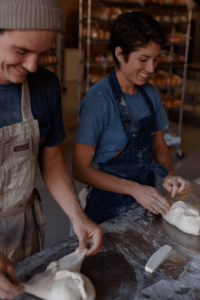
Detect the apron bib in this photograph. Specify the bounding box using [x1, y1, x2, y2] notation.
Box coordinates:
[85, 69, 168, 224]
[0, 79, 46, 263]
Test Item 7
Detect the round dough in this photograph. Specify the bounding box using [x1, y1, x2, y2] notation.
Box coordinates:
[163, 201, 200, 235]
[23, 249, 96, 300]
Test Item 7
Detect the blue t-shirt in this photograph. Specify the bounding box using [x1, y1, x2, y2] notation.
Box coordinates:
[0, 67, 66, 151]
[75, 77, 169, 163]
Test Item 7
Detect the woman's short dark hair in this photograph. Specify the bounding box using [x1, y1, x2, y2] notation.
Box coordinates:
[110, 11, 167, 68]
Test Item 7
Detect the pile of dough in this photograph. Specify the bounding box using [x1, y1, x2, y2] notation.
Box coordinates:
[23, 249, 96, 300]
[163, 201, 200, 235]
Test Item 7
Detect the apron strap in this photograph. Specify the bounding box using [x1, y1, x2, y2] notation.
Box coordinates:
[21, 78, 34, 121]
[108, 69, 156, 130]
[146, 161, 168, 178]
[108, 69, 132, 127]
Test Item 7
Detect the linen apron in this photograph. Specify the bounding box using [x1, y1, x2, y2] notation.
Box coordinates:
[85, 69, 168, 224]
[0, 79, 46, 263]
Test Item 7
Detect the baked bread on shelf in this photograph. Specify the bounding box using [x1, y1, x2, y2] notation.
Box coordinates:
[160, 92, 182, 108]
[157, 52, 184, 63]
[153, 14, 187, 22]
[166, 33, 187, 42]
[93, 52, 114, 65]
[82, 28, 111, 39]
[92, 0, 193, 2]
[44, 54, 57, 64]
[147, 71, 182, 86]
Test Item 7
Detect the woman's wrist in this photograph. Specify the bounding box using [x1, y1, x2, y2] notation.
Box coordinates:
[167, 170, 176, 176]
[126, 180, 140, 198]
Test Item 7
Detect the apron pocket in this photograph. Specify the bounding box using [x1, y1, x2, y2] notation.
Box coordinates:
[12, 137, 32, 158]
[7, 137, 34, 188]
[0, 138, 33, 191]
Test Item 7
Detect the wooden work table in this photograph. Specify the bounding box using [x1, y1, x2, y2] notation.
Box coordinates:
[16, 180, 200, 300]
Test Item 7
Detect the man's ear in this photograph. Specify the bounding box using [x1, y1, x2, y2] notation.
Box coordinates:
[115, 47, 124, 64]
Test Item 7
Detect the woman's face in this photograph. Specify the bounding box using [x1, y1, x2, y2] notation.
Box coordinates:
[116, 41, 161, 87]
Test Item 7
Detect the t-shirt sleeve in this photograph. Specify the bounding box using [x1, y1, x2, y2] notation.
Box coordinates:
[75, 91, 108, 146]
[44, 76, 66, 147]
[146, 84, 169, 131]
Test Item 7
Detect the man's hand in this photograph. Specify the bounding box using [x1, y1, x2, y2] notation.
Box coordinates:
[71, 209, 104, 256]
[0, 252, 24, 299]
[132, 183, 171, 215]
[163, 175, 191, 198]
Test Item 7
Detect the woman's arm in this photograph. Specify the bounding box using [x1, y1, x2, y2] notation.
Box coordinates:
[72, 143, 171, 215]
[153, 130, 175, 175]
[153, 130, 190, 197]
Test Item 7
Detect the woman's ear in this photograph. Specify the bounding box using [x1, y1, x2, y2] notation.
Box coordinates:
[115, 47, 123, 64]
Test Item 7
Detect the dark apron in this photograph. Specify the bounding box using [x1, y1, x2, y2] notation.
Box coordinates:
[85, 69, 168, 224]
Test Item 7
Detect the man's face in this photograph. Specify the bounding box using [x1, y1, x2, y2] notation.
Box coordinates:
[0, 30, 56, 84]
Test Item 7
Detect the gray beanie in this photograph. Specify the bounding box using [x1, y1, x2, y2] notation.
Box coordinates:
[0, 0, 65, 33]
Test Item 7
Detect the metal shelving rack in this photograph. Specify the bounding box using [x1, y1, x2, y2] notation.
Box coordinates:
[78, 0, 195, 158]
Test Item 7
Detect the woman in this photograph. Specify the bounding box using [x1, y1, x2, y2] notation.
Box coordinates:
[72, 11, 190, 224]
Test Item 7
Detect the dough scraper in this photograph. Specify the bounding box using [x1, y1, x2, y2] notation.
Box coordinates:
[145, 245, 193, 280]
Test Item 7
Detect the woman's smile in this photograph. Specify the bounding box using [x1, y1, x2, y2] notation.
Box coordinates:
[139, 72, 149, 79]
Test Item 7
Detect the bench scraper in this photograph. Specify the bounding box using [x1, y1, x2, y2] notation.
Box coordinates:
[145, 245, 193, 280]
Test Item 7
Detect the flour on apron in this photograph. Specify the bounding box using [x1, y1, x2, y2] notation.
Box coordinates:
[0, 79, 46, 263]
[85, 69, 168, 224]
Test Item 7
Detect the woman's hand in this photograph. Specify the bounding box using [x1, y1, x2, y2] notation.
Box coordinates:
[0, 252, 24, 299]
[132, 183, 171, 215]
[163, 175, 191, 198]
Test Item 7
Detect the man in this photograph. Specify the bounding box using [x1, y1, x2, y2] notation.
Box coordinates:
[0, 0, 103, 298]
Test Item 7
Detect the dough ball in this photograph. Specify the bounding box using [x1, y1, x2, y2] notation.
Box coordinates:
[24, 249, 96, 300]
[163, 201, 200, 235]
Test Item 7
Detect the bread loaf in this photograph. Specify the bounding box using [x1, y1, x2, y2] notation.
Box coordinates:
[44, 54, 57, 64]
[94, 53, 105, 64]
[166, 33, 186, 42]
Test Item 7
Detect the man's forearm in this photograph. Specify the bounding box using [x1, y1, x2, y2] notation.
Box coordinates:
[40, 156, 83, 220]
